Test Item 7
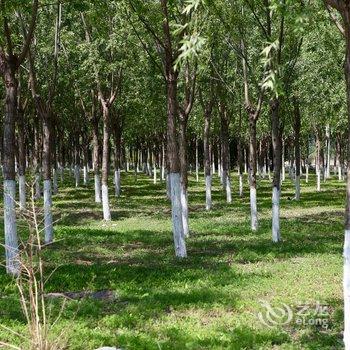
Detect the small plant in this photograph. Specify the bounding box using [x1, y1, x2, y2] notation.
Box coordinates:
[1, 185, 67, 350]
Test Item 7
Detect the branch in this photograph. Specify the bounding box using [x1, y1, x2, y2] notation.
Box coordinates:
[81, 12, 104, 100]
[2, 8, 14, 57]
[243, 0, 270, 40]
[126, 14, 166, 79]
[325, 0, 344, 12]
[326, 3, 345, 36]
[128, 0, 165, 50]
[254, 88, 265, 120]
[18, 0, 39, 65]
[184, 61, 197, 116]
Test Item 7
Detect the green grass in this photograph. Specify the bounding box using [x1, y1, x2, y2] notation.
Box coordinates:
[0, 170, 346, 349]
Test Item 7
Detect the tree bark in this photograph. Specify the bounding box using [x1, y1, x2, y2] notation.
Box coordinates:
[113, 113, 122, 197]
[42, 110, 53, 244]
[249, 115, 258, 231]
[101, 105, 111, 221]
[294, 98, 301, 200]
[17, 99, 26, 210]
[2, 63, 19, 275]
[179, 119, 189, 236]
[344, 20, 350, 349]
[203, 103, 212, 210]
[316, 130, 321, 192]
[271, 98, 282, 243]
[326, 124, 331, 179]
[220, 104, 232, 203]
[92, 111, 101, 203]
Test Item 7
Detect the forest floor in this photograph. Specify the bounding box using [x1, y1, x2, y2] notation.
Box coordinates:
[0, 170, 345, 349]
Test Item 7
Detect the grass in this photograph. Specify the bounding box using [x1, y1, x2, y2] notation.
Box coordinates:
[0, 169, 346, 349]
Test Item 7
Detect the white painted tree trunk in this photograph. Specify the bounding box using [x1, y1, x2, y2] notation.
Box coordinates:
[44, 180, 53, 244]
[295, 175, 300, 201]
[75, 165, 80, 187]
[147, 149, 151, 176]
[53, 169, 58, 194]
[282, 150, 285, 182]
[343, 229, 350, 350]
[60, 165, 64, 182]
[102, 184, 111, 221]
[153, 164, 157, 184]
[4, 180, 19, 276]
[305, 165, 309, 183]
[326, 124, 331, 179]
[205, 175, 212, 210]
[18, 175, 26, 211]
[180, 184, 189, 237]
[250, 186, 258, 231]
[94, 174, 102, 203]
[272, 186, 281, 243]
[114, 169, 121, 197]
[262, 164, 267, 179]
[212, 158, 216, 175]
[317, 170, 321, 192]
[35, 173, 41, 199]
[239, 174, 243, 197]
[83, 165, 89, 186]
[195, 141, 199, 182]
[170, 173, 187, 258]
[226, 173, 232, 204]
[162, 165, 165, 181]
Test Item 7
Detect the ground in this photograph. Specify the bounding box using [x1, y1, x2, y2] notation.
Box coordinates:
[0, 170, 345, 349]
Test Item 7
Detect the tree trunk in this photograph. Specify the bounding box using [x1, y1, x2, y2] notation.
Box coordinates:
[220, 104, 232, 203]
[166, 72, 186, 258]
[281, 139, 286, 182]
[271, 99, 282, 243]
[17, 103, 26, 210]
[113, 117, 122, 197]
[52, 125, 58, 194]
[101, 105, 111, 221]
[179, 120, 189, 237]
[74, 141, 80, 188]
[326, 124, 331, 179]
[249, 116, 258, 231]
[203, 106, 212, 210]
[2, 66, 19, 275]
[316, 131, 321, 192]
[161, 142, 166, 181]
[92, 114, 101, 203]
[237, 138, 244, 197]
[343, 13, 350, 349]
[195, 138, 199, 182]
[153, 149, 157, 184]
[294, 99, 301, 200]
[34, 123, 41, 200]
[42, 110, 53, 244]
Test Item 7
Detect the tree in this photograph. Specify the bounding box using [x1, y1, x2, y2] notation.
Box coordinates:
[0, 0, 38, 275]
